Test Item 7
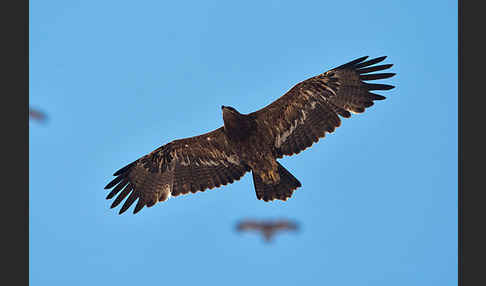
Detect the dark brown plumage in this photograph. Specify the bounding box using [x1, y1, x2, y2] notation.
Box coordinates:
[105, 56, 395, 214]
[236, 219, 299, 242]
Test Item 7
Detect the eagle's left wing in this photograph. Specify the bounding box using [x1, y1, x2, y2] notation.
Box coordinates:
[250, 56, 395, 158]
[104, 127, 250, 214]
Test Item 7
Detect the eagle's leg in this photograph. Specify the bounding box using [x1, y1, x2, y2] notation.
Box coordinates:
[252, 161, 302, 202]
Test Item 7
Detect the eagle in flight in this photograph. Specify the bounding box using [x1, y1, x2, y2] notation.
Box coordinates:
[236, 219, 299, 243]
[105, 56, 395, 214]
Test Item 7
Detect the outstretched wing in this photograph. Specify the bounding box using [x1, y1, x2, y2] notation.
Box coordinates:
[251, 56, 395, 157]
[104, 127, 250, 214]
[272, 220, 299, 232]
[236, 220, 263, 232]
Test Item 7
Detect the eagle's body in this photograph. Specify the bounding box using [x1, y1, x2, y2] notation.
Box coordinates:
[105, 56, 395, 214]
[222, 106, 301, 200]
[222, 108, 278, 180]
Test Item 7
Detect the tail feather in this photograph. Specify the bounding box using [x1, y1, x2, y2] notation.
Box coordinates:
[253, 162, 301, 202]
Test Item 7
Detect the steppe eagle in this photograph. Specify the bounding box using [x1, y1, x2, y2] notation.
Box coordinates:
[236, 219, 299, 242]
[105, 56, 395, 214]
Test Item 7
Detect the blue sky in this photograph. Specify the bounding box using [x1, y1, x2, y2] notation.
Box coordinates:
[30, 1, 457, 285]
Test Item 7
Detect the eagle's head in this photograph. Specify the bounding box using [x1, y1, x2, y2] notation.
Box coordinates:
[222, 105, 243, 122]
[222, 105, 249, 139]
[221, 105, 239, 114]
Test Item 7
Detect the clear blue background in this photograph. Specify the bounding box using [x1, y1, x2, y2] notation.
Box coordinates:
[30, 1, 457, 285]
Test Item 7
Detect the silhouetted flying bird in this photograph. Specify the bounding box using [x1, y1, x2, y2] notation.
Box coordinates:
[236, 219, 299, 242]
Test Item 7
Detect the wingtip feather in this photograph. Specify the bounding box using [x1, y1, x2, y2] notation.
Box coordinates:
[104, 175, 124, 189]
[336, 56, 369, 69]
[355, 56, 388, 69]
[113, 163, 134, 176]
[119, 192, 138, 214]
[365, 83, 395, 91]
[360, 73, 396, 81]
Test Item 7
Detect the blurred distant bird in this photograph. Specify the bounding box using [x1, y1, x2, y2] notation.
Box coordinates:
[29, 108, 47, 123]
[105, 56, 395, 214]
[236, 219, 299, 242]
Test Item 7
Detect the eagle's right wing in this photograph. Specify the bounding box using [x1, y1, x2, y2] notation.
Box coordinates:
[104, 127, 250, 214]
[273, 220, 299, 231]
[250, 56, 395, 158]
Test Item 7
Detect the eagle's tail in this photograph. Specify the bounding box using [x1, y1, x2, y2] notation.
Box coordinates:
[252, 162, 302, 202]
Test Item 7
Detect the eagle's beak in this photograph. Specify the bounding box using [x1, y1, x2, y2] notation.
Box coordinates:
[221, 105, 226, 110]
